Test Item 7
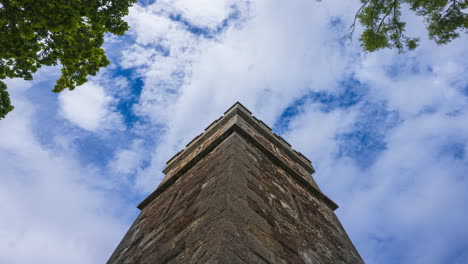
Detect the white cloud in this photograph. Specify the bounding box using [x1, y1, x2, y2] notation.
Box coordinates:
[109, 139, 144, 175]
[170, 0, 241, 28]
[148, 0, 250, 30]
[58, 82, 122, 131]
[120, 44, 158, 69]
[356, 37, 468, 117]
[125, 7, 178, 46]
[283, 103, 358, 165]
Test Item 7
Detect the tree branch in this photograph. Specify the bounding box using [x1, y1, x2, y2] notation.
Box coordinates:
[348, 0, 371, 39]
[377, 0, 397, 33]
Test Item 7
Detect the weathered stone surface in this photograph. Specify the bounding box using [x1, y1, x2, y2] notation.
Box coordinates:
[107, 103, 364, 264]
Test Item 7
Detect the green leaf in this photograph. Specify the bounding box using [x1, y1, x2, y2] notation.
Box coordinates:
[0, 81, 14, 120]
[0, 0, 137, 119]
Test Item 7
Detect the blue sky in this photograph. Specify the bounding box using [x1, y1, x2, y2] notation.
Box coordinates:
[1, 0, 468, 263]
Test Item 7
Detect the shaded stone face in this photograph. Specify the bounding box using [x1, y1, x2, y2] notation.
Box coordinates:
[107, 103, 364, 264]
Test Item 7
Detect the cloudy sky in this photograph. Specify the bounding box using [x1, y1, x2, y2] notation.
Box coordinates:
[1, 0, 468, 263]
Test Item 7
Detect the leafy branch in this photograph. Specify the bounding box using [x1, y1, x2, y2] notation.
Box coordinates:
[349, 0, 467, 52]
[0, 0, 137, 119]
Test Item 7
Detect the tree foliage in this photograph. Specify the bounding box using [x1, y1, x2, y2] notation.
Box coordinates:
[0, 0, 136, 119]
[350, 0, 468, 52]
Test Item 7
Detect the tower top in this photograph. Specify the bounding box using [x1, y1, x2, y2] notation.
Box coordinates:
[165, 102, 313, 173]
[137, 102, 337, 211]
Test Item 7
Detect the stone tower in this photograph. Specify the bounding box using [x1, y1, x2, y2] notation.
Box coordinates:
[107, 102, 364, 263]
